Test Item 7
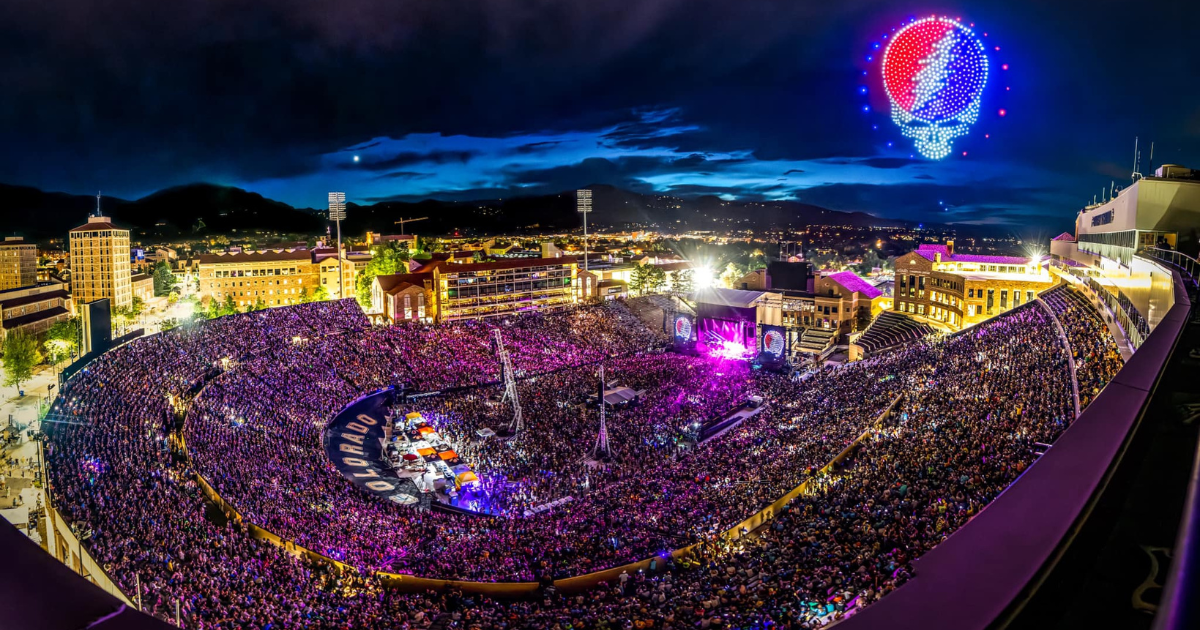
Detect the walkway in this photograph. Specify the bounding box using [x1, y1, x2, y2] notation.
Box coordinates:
[1036, 297, 1083, 418]
[1, 365, 57, 547]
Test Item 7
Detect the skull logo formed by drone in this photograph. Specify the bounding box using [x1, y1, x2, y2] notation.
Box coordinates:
[882, 17, 988, 160]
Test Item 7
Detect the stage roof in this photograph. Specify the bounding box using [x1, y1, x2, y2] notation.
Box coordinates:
[693, 287, 767, 309]
[603, 387, 641, 405]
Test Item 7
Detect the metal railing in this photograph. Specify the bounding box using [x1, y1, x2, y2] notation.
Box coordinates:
[1144, 247, 1200, 291]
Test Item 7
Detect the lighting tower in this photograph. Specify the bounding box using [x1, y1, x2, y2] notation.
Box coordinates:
[328, 192, 347, 300]
[493, 329, 523, 437]
[590, 364, 614, 462]
[576, 189, 592, 274]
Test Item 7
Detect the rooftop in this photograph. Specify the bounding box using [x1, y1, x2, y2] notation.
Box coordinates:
[827, 270, 883, 299]
[693, 287, 767, 309]
[915, 244, 1029, 266]
[198, 249, 313, 264]
[69, 216, 127, 232]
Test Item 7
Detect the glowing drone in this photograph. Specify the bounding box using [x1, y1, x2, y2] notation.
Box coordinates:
[881, 17, 989, 159]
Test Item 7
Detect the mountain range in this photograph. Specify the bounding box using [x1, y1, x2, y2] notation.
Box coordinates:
[0, 182, 915, 242]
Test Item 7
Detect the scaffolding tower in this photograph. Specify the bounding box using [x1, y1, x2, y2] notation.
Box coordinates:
[493, 329, 523, 436]
[590, 364, 614, 461]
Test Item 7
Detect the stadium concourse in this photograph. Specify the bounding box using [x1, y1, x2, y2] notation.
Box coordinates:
[40, 290, 1123, 629]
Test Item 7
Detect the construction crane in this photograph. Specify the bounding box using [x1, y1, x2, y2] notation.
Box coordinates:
[393, 216, 428, 235]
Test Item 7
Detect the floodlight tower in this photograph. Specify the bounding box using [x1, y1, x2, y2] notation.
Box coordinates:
[328, 192, 347, 300]
[576, 189, 592, 274]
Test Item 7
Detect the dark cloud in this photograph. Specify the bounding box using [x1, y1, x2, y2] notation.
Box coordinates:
[507, 141, 565, 155]
[912, 174, 936, 180]
[346, 150, 479, 172]
[371, 171, 433, 181]
[856, 158, 919, 169]
[784, 169, 806, 175]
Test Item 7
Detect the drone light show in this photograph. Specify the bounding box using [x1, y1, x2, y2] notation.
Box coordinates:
[877, 16, 990, 160]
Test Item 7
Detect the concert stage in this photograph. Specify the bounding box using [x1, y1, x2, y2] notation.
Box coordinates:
[323, 388, 497, 515]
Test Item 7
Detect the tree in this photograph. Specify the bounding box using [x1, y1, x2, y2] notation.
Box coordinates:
[311, 285, 330, 302]
[44, 317, 81, 366]
[248, 297, 268, 312]
[719, 262, 747, 289]
[222, 295, 237, 316]
[160, 317, 180, 331]
[748, 249, 768, 271]
[629, 264, 652, 296]
[645, 266, 667, 295]
[130, 296, 145, 320]
[355, 242, 412, 308]
[673, 268, 695, 295]
[857, 250, 883, 276]
[152, 261, 177, 296]
[1, 330, 42, 392]
[297, 287, 311, 304]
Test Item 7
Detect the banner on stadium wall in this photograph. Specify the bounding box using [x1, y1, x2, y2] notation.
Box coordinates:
[323, 390, 424, 507]
[672, 313, 695, 348]
[760, 325, 787, 360]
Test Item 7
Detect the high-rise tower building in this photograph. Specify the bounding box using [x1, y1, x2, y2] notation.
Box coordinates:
[69, 216, 132, 310]
[0, 236, 37, 290]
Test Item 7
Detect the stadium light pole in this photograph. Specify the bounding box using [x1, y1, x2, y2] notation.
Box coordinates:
[576, 189, 591, 275]
[328, 192, 347, 300]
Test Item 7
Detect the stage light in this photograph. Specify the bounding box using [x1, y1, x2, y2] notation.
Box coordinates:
[694, 267, 716, 290]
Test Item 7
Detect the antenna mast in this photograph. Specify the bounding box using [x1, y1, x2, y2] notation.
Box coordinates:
[1131, 137, 1143, 182]
[95, 191, 102, 217]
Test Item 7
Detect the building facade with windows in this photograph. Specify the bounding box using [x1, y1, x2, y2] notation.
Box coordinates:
[131, 273, 155, 302]
[0, 282, 72, 341]
[198, 249, 322, 309]
[371, 256, 579, 324]
[893, 242, 1056, 331]
[0, 236, 37, 290]
[1049, 164, 1198, 348]
[69, 216, 133, 310]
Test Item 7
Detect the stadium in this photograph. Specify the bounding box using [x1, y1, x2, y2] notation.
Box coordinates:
[22, 223, 1193, 629]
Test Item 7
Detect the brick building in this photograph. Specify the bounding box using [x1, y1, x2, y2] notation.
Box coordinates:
[893, 241, 1057, 331]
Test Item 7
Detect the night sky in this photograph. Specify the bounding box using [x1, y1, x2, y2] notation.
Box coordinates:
[2, 0, 1197, 228]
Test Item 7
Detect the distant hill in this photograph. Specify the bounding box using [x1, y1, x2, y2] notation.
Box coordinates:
[0, 181, 914, 241]
[0, 182, 323, 240]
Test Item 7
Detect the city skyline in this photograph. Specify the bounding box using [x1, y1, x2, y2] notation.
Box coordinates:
[1, 0, 1197, 229]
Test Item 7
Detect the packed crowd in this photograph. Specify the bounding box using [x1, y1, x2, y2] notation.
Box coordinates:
[1041, 285, 1125, 409]
[42, 296, 1113, 628]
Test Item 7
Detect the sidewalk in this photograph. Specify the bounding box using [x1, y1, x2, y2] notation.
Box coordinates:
[1, 365, 57, 546]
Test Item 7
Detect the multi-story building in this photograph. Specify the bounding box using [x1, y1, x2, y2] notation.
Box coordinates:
[1050, 163, 1199, 348]
[0, 236, 37, 290]
[0, 281, 72, 341]
[365, 232, 417, 251]
[198, 248, 361, 309]
[371, 256, 579, 324]
[68, 216, 133, 310]
[197, 249, 319, 309]
[893, 241, 1056, 331]
[313, 248, 359, 301]
[131, 273, 155, 302]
